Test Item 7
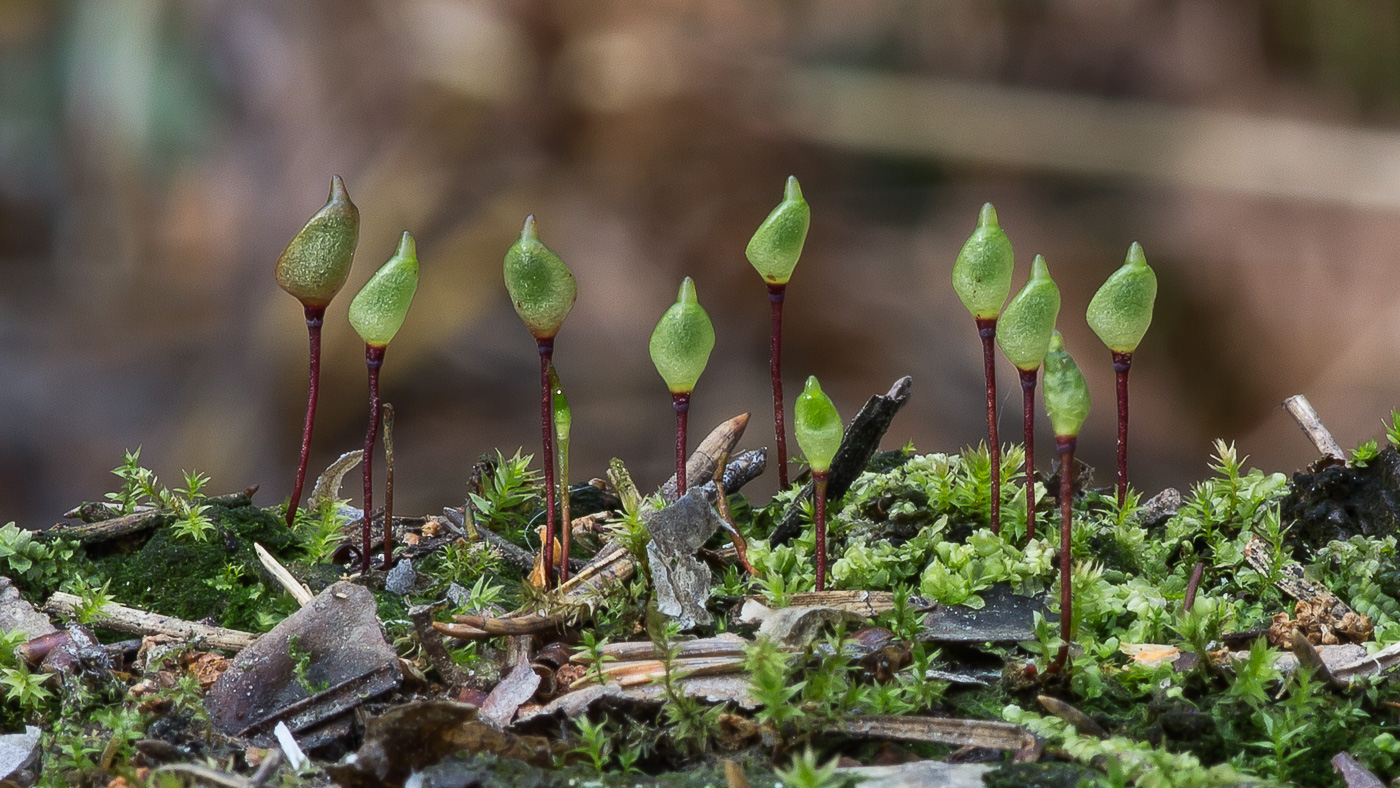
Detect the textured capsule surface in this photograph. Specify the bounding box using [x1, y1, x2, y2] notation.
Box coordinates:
[794, 376, 843, 473]
[997, 255, 1062, 371]
[1086, 242, 1157, 353]
[275, 175, 360, 308]
[504, 216, 578, 340]
[649, 277, 715, 394]
[349, 232, 420, 348]
[952, 203, 1015, 320]
[550, 366, 572, 441]
[1042, 331, 1091, 438]
[745, 176, 810, 285]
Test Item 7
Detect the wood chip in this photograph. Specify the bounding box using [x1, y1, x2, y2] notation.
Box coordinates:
[44, 592, 255, 652]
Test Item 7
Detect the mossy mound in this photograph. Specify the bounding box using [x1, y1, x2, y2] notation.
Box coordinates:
[89, 498, 302, 630]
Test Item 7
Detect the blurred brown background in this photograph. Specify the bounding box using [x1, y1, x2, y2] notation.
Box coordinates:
[3, 0, 1399, 525]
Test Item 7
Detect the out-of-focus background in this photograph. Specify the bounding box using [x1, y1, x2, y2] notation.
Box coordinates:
[3, 0, 1400, 526]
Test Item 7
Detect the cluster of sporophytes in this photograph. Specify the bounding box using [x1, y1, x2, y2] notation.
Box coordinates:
[952, 203, 1157, 671]
[275, 177, 419, 574]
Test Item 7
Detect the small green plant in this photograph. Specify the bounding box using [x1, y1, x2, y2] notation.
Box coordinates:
[577, 631, 616, 685]
[746, 175, 811, 489]
[289, 634, 328, 695]
[503, 215, 578, 587]
[348, 231, 420, 573]
[996, 254, 1061, 541]
[569, 715, 613, 771]
[1086, 241, 1158, 506]
[274, 175, 360, 528]
[793, 375, 843, 591]
[1041, 329, 1090, 675]
[775, 747, 844, 788]
[745, 635, 804, 732]
[648, 276, 716, 497]
[951, 203, 1015, 535]
[649, 618, 722, 754]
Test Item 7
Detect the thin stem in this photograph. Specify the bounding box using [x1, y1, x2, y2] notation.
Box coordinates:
[768, 283, 789, 488]
[287, 305, 325, 528]
[673, 392, 691, 497]
[1019, 367, 1038, 542]
[382, 403, 395, 570]
[976, 318, 1001, 535]
[361, 345, 385, 575]
[538, 340, 556, 588]
[1183, 561, 1205, 613]
[1113, 351, 1133, 507]
[1049, 435, 1076, 675]
[814, 470, 830, 591]
[557, 432, 571, 586]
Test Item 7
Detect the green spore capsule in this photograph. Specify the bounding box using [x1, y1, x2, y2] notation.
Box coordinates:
[1043, 331, 1090, 438]
[504, 216, 578, 341]
[1086, 242, 1157, 353]
[952, 203, 1015, 320]
[745, 176, 810, 285]
[794, 376, 843, 473]
[997, 255, 1062, 371]
[349, 232, 420, 348]
[551, 366, 572, 446]
[649, 277, 716, 395]
[275, 175, 360, 309]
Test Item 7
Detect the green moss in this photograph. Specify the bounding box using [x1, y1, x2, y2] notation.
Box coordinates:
[982, 761, 1099, 788]
[89, 499, 301, 630]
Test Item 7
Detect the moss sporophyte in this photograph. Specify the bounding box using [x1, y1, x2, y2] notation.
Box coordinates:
[996, 255, 1061, 542]
[794, 376, 843, 591]
[1086, 242, 1157, 507]
[549, 365, 572, 584]
[952, 203, 1014, 535]
[1040, 330, 1089, 675]
[274, 175, 359, 528]
[348, 231, 419, 574]
[746, 175, 811, 489]
[503, 216, 577, 587]
[649, 276, 716, 497]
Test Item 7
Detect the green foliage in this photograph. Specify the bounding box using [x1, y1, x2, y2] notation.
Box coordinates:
[292, 495, 348, 563]
[745, 636, 804, 730]
[648, 277, 716, 395]
[1042, 330, 1090, 438]
[274, 175, 360, 309]
[569, 715, 613, 771]
[649, 619, 723, 755]
[793, 376, 843, 473]
[775, 747, 846, 788]
[1353, 438, 1381, 466]
[468, 449, 543, 540]
[503, 215, 578, 340]
[1086, 241, 1158, 354]
[289, 634, 329, 695]
[348, 231, 420, 347]
[951, 202, 1014, 320]
[1386, 410, 1400, 445]
[0, 522, 83, 598]
[997, 254, 1062, 371]
[746, 175, 810, 285]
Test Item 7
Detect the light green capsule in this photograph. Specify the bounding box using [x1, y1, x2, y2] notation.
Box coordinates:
[1086, 242, 1157, 354]
[504, 216, 578, 340]
[275, 175, 360, 309]
[745, 176, 810, 285]
[997, 255, 1062, 371]
[952, 203, 1014, 321]
[349, 232, 419, 348]
[1042, 331, 1090, 438]
[794, 376, 843, 473]
[649, 277, 715, 395]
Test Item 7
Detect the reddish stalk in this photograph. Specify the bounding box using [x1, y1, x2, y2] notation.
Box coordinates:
[360, 345, 385, 574]
[1049, 435, 1076, 675]
[976, 317, 1001, 534]
[814, 470, 830, 591]
[768, 283, 789, 488]
[382, 403, 396, 570]
[1183, 561, 1205, 613]
[286, 306, 326, 528]
[538, 339, 557, 587]
[1112, 351, 1133, 507]
[1019, 367, 1038, 541]
[673, 392, 691, 496]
